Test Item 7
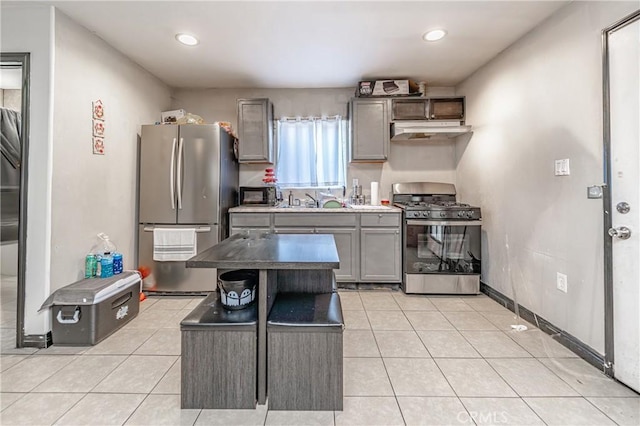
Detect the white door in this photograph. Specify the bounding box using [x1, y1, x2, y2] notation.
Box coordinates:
[608, 14, 640, 393]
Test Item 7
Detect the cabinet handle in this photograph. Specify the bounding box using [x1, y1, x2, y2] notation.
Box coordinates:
[144, 226, 211, 233]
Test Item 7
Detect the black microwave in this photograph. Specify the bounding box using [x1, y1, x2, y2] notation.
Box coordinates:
[239, 186, 277, 206]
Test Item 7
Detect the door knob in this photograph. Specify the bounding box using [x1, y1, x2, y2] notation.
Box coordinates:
[608, 226, 632, 240]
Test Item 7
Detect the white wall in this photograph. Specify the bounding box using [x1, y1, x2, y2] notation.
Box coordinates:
[50, 12, 171, 289]
[456, 1, 639, 354]
[1, 4, 55, 335]
[0, 5, 172, 336]
[172, 87, 457, 202]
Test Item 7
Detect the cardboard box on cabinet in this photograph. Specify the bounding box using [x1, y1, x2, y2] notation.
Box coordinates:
[355, 80, 420, 97]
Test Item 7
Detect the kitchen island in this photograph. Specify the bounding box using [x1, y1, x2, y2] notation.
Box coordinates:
[186, 232, 340, 405]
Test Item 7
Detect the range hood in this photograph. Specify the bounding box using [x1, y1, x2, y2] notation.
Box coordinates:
[391, 121, 472, 141]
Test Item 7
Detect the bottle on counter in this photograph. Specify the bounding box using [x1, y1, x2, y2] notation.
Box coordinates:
[100, 255, 114, 278]
[87, 233, 118, 279]
[112, 252, 123, 275]
[84, 254, 97, 278]
[288, 191, 294, 206]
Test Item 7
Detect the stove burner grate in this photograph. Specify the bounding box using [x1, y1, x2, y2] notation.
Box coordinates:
[396, 201, 473, 209]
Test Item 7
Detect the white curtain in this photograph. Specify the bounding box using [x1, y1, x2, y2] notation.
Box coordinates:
[276, 116, 346, 188]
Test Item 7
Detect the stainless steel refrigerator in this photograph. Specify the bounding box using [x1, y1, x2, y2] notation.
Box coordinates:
[137, 123, 239, 293]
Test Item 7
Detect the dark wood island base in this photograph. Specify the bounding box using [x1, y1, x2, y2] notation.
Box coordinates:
[267, 292, 344, 410]
[180, 294, 257, 409]
[184, 233, 344, 410]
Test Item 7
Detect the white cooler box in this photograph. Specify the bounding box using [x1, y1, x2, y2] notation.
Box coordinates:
[39, 272, 141, 345]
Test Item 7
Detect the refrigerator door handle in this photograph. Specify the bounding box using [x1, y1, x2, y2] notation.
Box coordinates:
[143, 226, 212, 233]
[177, 137, 184, 210]
[170, 137, 177, 210]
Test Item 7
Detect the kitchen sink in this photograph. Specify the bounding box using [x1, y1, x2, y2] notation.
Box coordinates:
[277, 204, 319, 209]
[276, 203, 345, 209]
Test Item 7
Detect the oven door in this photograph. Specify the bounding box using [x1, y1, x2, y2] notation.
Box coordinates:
[403, 219, 482, 294]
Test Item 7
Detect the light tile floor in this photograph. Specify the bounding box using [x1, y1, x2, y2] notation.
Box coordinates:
[1, 284, 638, 425]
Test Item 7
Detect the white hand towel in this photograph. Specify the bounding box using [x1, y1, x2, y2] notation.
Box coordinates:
[153, 228, 197, 262]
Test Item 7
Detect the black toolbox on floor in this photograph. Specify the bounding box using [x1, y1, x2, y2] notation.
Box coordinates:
[39, 271, 141, 345]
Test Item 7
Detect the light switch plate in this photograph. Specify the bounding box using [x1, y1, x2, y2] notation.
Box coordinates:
[555, 159, 570, 176]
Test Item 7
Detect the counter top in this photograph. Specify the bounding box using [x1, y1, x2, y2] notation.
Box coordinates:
[186, 232, 340, 270]
[230, 205, 401, 213]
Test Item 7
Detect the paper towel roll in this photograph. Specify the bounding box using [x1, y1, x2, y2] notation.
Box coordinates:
[370, 182, 379, 206]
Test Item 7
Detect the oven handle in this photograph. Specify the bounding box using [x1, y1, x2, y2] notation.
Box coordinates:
[406, 220, 483, 226]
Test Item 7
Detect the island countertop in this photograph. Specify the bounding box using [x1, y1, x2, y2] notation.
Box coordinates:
[186, 232, 340, 270]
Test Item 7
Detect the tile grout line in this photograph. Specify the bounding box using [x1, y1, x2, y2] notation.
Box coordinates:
[451, 335, 544, 425]
[572, 396, 631, 426]
[0, 392, 26, 413]
[363, 292, 408, 425]
[520, 395, 619, 425]
[50, 391, 89, 425]
[458, 299, 535, 360]
[408, 296, 478, 425]
[122, 392, 154, 426]
[429, 297, 531, 404]
[147, 354, 180, 395]
[5, 291, 633, 424]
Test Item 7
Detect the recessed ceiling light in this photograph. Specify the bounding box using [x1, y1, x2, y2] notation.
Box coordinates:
[423, 29, 447, 42]
[175, 33, 199, 46]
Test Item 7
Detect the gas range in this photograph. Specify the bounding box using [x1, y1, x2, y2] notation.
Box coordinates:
[392, 182, 482, 295]
[394, 201, 482, 220]
[392, 183, 481, 220]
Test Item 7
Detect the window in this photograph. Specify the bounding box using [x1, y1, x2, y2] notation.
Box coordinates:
[275, 116, 347, 188]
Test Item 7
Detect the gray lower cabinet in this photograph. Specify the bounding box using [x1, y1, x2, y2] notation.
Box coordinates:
[349, 98, 390, 162]
[230, 212, 271, 236]
[359, 213, 401, 282]
[237, 98, 274, 163]
[274, 227, 357, 282]
[229, 211, 399, 283]
[360, 227, 401, 282]
[319, 228, 358, 282]
[272, 215, 359, 282]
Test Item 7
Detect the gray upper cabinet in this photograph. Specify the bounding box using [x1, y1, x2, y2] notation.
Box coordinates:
[237, 98, 274, 163]
[349, 98, 390, 162]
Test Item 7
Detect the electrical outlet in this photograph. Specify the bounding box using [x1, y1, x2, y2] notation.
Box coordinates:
[555, 159, 570, 176]
[556, 272, 568, 293]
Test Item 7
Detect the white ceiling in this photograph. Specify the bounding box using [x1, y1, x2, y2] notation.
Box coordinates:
[41, 1, 569, 89]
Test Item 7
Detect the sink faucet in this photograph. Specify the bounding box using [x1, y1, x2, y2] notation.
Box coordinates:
[305, 192, 319, 208]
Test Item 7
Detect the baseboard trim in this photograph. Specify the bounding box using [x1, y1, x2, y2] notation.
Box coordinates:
[22, 331, 52, 349]
[337, 283, 401, 291]
[480, 282, 608, 375]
